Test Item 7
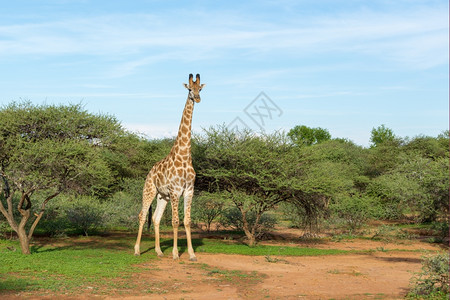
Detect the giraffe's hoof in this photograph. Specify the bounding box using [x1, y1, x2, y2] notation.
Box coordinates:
[157, 253, 164, 258]
[189, 256, 197, 262]
[134, 252, 141, 256]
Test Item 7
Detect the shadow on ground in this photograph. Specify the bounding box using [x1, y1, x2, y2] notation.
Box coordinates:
[28, 234, 206, 258]
[141, 238, 205, 256]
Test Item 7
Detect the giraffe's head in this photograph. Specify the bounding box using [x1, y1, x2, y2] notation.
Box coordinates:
[183, 74, 205, 103]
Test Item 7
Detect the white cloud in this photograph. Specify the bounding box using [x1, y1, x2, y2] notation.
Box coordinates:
[0, 5, 447, 75]
[123, 123, 177, 139]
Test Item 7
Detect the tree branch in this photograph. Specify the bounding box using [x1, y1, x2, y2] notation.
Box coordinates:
[2, 192, 19, 232]
[0, 174, 14, 216]
[0, 193, 12, 228]
[17, 192, 28, 216]
[0, 174, 19, 231]
[28, 191, 60, 240]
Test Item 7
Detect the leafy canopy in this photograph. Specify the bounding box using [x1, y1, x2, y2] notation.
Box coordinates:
[287, 125, 331, 146]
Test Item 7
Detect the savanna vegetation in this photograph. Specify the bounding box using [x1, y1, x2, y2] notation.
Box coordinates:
[1, 102, 448, 298]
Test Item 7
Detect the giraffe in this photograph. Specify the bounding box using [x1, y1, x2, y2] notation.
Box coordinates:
[134, 73, 205, 261]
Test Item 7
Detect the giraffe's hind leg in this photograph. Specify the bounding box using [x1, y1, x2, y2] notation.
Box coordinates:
[153, 194, 168, 257]
[134, 180, 157, 256]
[183, 187, 197, 261]
[170, 191, 182, 260]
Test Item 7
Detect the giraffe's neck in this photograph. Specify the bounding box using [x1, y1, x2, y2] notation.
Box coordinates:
[172, 97, 194, 154]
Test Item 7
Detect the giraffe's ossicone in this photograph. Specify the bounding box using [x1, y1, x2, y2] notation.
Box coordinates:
[134, 74, 205, 261]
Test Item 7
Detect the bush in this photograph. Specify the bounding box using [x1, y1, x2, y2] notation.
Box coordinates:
[102, 190, 141, 231]
[0, 220, 13, 238]
[367, 154, 449, 223]
[330, 195, 374, 230]
[38, 195, 108, 236]
[66, 196, 105, 236]
[280, 202, 327, 233]
[28, 187, 143, 236]
[370, 225, 417, 242]
[191, 192, 225, 232]
[219, 207, 277, 238]
[408, 252, 449, 298]
[38, 200, 70, 237]
[431, 221, 449, 243]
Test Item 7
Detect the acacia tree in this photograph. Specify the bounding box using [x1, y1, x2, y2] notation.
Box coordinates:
[193, 127, 294, 245]
[282, 139, 363, 233]
[0, 102, 121, 254]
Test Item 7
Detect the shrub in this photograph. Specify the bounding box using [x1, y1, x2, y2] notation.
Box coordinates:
[38, 198, 70, 237]
[425, 221, 450, 244]
[66, 196, 105, 236]
[431, 221, 449, 239]
[28, 188, 142, 236]
[191, 192, 225, 232]
[370, 224, 417, 242]
[408, 252, 449, 298]
[102, 190, 141, 231]
[219, 206, 277, 239]
[367, 154, 449, 223]
[280, 202, 327, 233]
[330, 195, 374, 230]
[0, 220, 13, 238]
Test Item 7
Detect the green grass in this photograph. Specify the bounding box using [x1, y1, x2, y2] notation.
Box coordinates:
[192, 239, 349, 256]
[0, 239, 150, 293]
[147, 237, 350, 257]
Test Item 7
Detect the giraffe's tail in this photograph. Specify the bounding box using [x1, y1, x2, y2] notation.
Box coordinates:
[147, 205, 152, 231]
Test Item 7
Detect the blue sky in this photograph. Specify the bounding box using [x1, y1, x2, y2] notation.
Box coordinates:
[0, 0, 448, 146]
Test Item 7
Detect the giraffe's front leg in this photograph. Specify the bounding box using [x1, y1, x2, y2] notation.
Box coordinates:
[183, 188, 197, 261]
[170, 194, 180, 260]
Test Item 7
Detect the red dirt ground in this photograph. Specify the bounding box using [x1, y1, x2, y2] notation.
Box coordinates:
[2, 228, 446, 300]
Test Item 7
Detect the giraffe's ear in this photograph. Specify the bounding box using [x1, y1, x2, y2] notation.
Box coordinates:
[183, 83, 190, 89]
[199, 84, 206, 90]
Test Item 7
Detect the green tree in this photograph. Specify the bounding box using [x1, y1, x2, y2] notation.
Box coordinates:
[194, 127, 364, 241]
[370, 124, 397, 147]
[366, 139, 401, 177]
[104, 135, 173, 181]
[404, 134, 449, 160]
[193, 126, 293, 245]
[287, 125, 331, 146]
[0, 102, 121, 254]
[285, 140, 363, 233]
[367, 153, 449, 222]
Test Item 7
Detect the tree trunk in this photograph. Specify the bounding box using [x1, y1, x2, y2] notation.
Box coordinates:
[0, 204, 31, 254]
[250, 210, 263, 246]
[247, 234, 256, 247]
[239, 207, 256, 246]
[17, 228, 31, 255]
[0, 189, 59, 255]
